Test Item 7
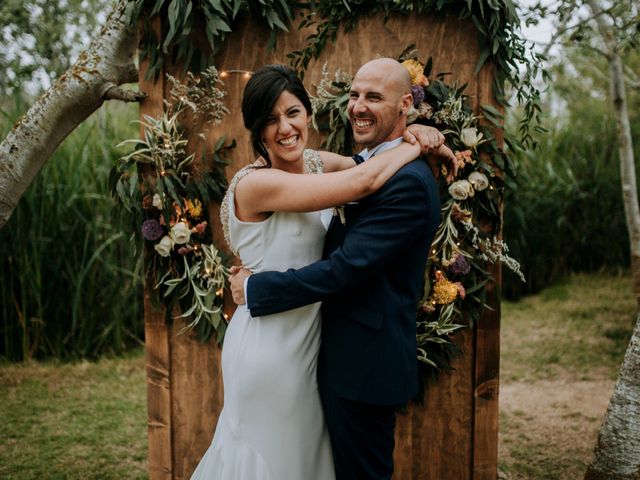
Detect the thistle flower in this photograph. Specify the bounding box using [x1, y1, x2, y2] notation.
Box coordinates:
[411, 85, 425, 107]
[141, 219, 163, 241]
[450, 254, 471, 276]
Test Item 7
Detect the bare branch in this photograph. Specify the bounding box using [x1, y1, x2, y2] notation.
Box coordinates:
[103, 85, 146, 102]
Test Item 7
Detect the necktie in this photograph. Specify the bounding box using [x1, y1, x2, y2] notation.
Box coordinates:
[353, 154, 365, 165]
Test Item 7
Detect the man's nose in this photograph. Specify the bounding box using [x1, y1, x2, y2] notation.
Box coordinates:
[352, 96, 367, 114]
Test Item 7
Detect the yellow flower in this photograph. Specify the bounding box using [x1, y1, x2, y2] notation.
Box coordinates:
[432, 275, 460, 304]
[186, 198, 203, 218]
[401, 59, 429, 86]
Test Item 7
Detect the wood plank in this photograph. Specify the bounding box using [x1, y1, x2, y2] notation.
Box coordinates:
[139, 15, 173, 479]
[472, 62, 502, 480]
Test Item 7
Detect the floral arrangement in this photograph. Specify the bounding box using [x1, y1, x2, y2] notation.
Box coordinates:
[110, 67, 234, 342]
[311, 48, 524, 372]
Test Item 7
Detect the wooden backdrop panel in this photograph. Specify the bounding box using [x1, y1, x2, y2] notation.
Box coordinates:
[142, 9, 500, 480]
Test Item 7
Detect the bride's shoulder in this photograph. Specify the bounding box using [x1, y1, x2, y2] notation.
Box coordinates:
[303, 149, 323, 174]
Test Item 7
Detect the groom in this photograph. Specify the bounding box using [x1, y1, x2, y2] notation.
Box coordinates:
[230, 58, 446, 479]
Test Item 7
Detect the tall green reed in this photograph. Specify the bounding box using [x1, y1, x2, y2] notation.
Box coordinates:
[503, 98, 638, 298]
[0, 99, 143, 360]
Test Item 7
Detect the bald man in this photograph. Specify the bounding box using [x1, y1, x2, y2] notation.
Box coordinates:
[230, 59, 443, 479]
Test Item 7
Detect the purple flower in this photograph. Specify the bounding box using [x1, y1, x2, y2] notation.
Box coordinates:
[411, 85, 425, 107]
[450, 254, 471, 276]
[141, 219, 163, 241]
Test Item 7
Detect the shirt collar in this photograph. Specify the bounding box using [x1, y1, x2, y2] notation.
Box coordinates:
[358, 137, 403, 161]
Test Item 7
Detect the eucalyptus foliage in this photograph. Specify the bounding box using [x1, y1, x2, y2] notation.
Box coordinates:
[110, 67, 234, 342]
[128, 0, 545, 148]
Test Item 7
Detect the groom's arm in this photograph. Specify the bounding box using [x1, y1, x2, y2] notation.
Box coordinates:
[245, 167, 435, 317]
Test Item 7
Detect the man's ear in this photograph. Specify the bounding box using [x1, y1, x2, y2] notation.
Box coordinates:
[401, 93, 413, 114]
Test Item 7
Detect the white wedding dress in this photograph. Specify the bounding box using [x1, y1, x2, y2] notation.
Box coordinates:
[190, 150, 335, 480]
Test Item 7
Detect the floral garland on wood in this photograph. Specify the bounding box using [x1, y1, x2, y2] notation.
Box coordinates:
[311, 49, 524, 372]
[110, 67, 234, 342]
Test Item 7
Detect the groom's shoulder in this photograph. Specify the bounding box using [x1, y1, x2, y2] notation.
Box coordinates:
[392, 157, 435, 188]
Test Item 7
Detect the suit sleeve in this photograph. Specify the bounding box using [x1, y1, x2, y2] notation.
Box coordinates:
[247, 169, 434, 317]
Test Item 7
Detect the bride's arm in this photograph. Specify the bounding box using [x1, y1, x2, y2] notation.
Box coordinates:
[234, 140, 421, 216]
[319, 125, 445, 173]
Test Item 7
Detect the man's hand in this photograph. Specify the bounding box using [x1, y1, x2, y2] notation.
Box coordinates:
[229, 265, 252, 305]
[403, 124, 444, 152]
[426, 144, 458, 183]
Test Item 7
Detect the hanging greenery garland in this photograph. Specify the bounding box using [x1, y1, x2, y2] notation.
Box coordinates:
[110, 67, 235, 342]
[127, 0, 546, 148]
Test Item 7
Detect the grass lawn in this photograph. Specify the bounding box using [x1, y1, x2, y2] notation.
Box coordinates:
[0, 272, 635, 479]
[0, 352, 148, 479]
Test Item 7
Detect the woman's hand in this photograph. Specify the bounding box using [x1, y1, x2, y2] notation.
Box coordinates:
[403, 125, 457, 182]
[403, 124, 444, 152]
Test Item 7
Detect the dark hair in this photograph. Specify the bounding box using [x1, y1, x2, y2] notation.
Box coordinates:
[242, 64, 312, 167]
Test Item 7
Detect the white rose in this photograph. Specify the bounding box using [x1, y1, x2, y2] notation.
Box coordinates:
[152, 193, 163, 210]
[468, 171, 489, 191]
[448, 180, 475, 200]
[460, 127, 483, 149]
[154, 235, 174, 257]
[170, 221, 191, 245]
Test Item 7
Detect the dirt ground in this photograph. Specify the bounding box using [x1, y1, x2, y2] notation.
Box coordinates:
[499, 376, 615, 479]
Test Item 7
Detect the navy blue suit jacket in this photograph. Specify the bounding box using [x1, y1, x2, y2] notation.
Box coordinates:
[246, 157, 440, 405]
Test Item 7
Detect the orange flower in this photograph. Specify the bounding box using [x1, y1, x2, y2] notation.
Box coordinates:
[401, 59, 429, 87]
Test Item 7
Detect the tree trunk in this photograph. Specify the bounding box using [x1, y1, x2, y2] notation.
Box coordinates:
[584, 1, 640, 477]
[584, 313, 640, 480]
[0, 0, 143, 229]
[585, 0, 640, 309]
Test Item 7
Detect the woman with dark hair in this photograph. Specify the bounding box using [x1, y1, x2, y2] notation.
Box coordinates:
[190, 64, 444, 480]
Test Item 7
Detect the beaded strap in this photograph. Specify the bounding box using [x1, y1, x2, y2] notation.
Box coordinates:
[220, 149, 323, 256]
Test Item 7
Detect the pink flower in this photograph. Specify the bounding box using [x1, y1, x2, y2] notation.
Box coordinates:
[177, 245, 194, 255]
[455, 282, 466, 299]
[193, 221, 208, 236]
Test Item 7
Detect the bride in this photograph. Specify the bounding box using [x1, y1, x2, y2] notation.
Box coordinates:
[190, 64, 448, 480]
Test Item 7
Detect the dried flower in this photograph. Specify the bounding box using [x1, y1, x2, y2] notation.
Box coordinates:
[411, 85, 425, 107]
[152, 193, 163, 210]
[177, 245, 194, 255]
[455, 282, 466, 299]
[432, 275, 460, 304]
[418, 102, 434, 119]
[142, 195, 153, 210]
[455, 149, 475, 166]
[449, 254, 471, 276]
[448, 180, 475, 200]
[451, 203, 472, 223]
[193, 221, 208, 236]
[186, 198, 203, 218]
[141, 219, 164, 241]
[154, 235, 174, 257]
[421, 302, 436, 313]
[401, 59, 429, 86]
